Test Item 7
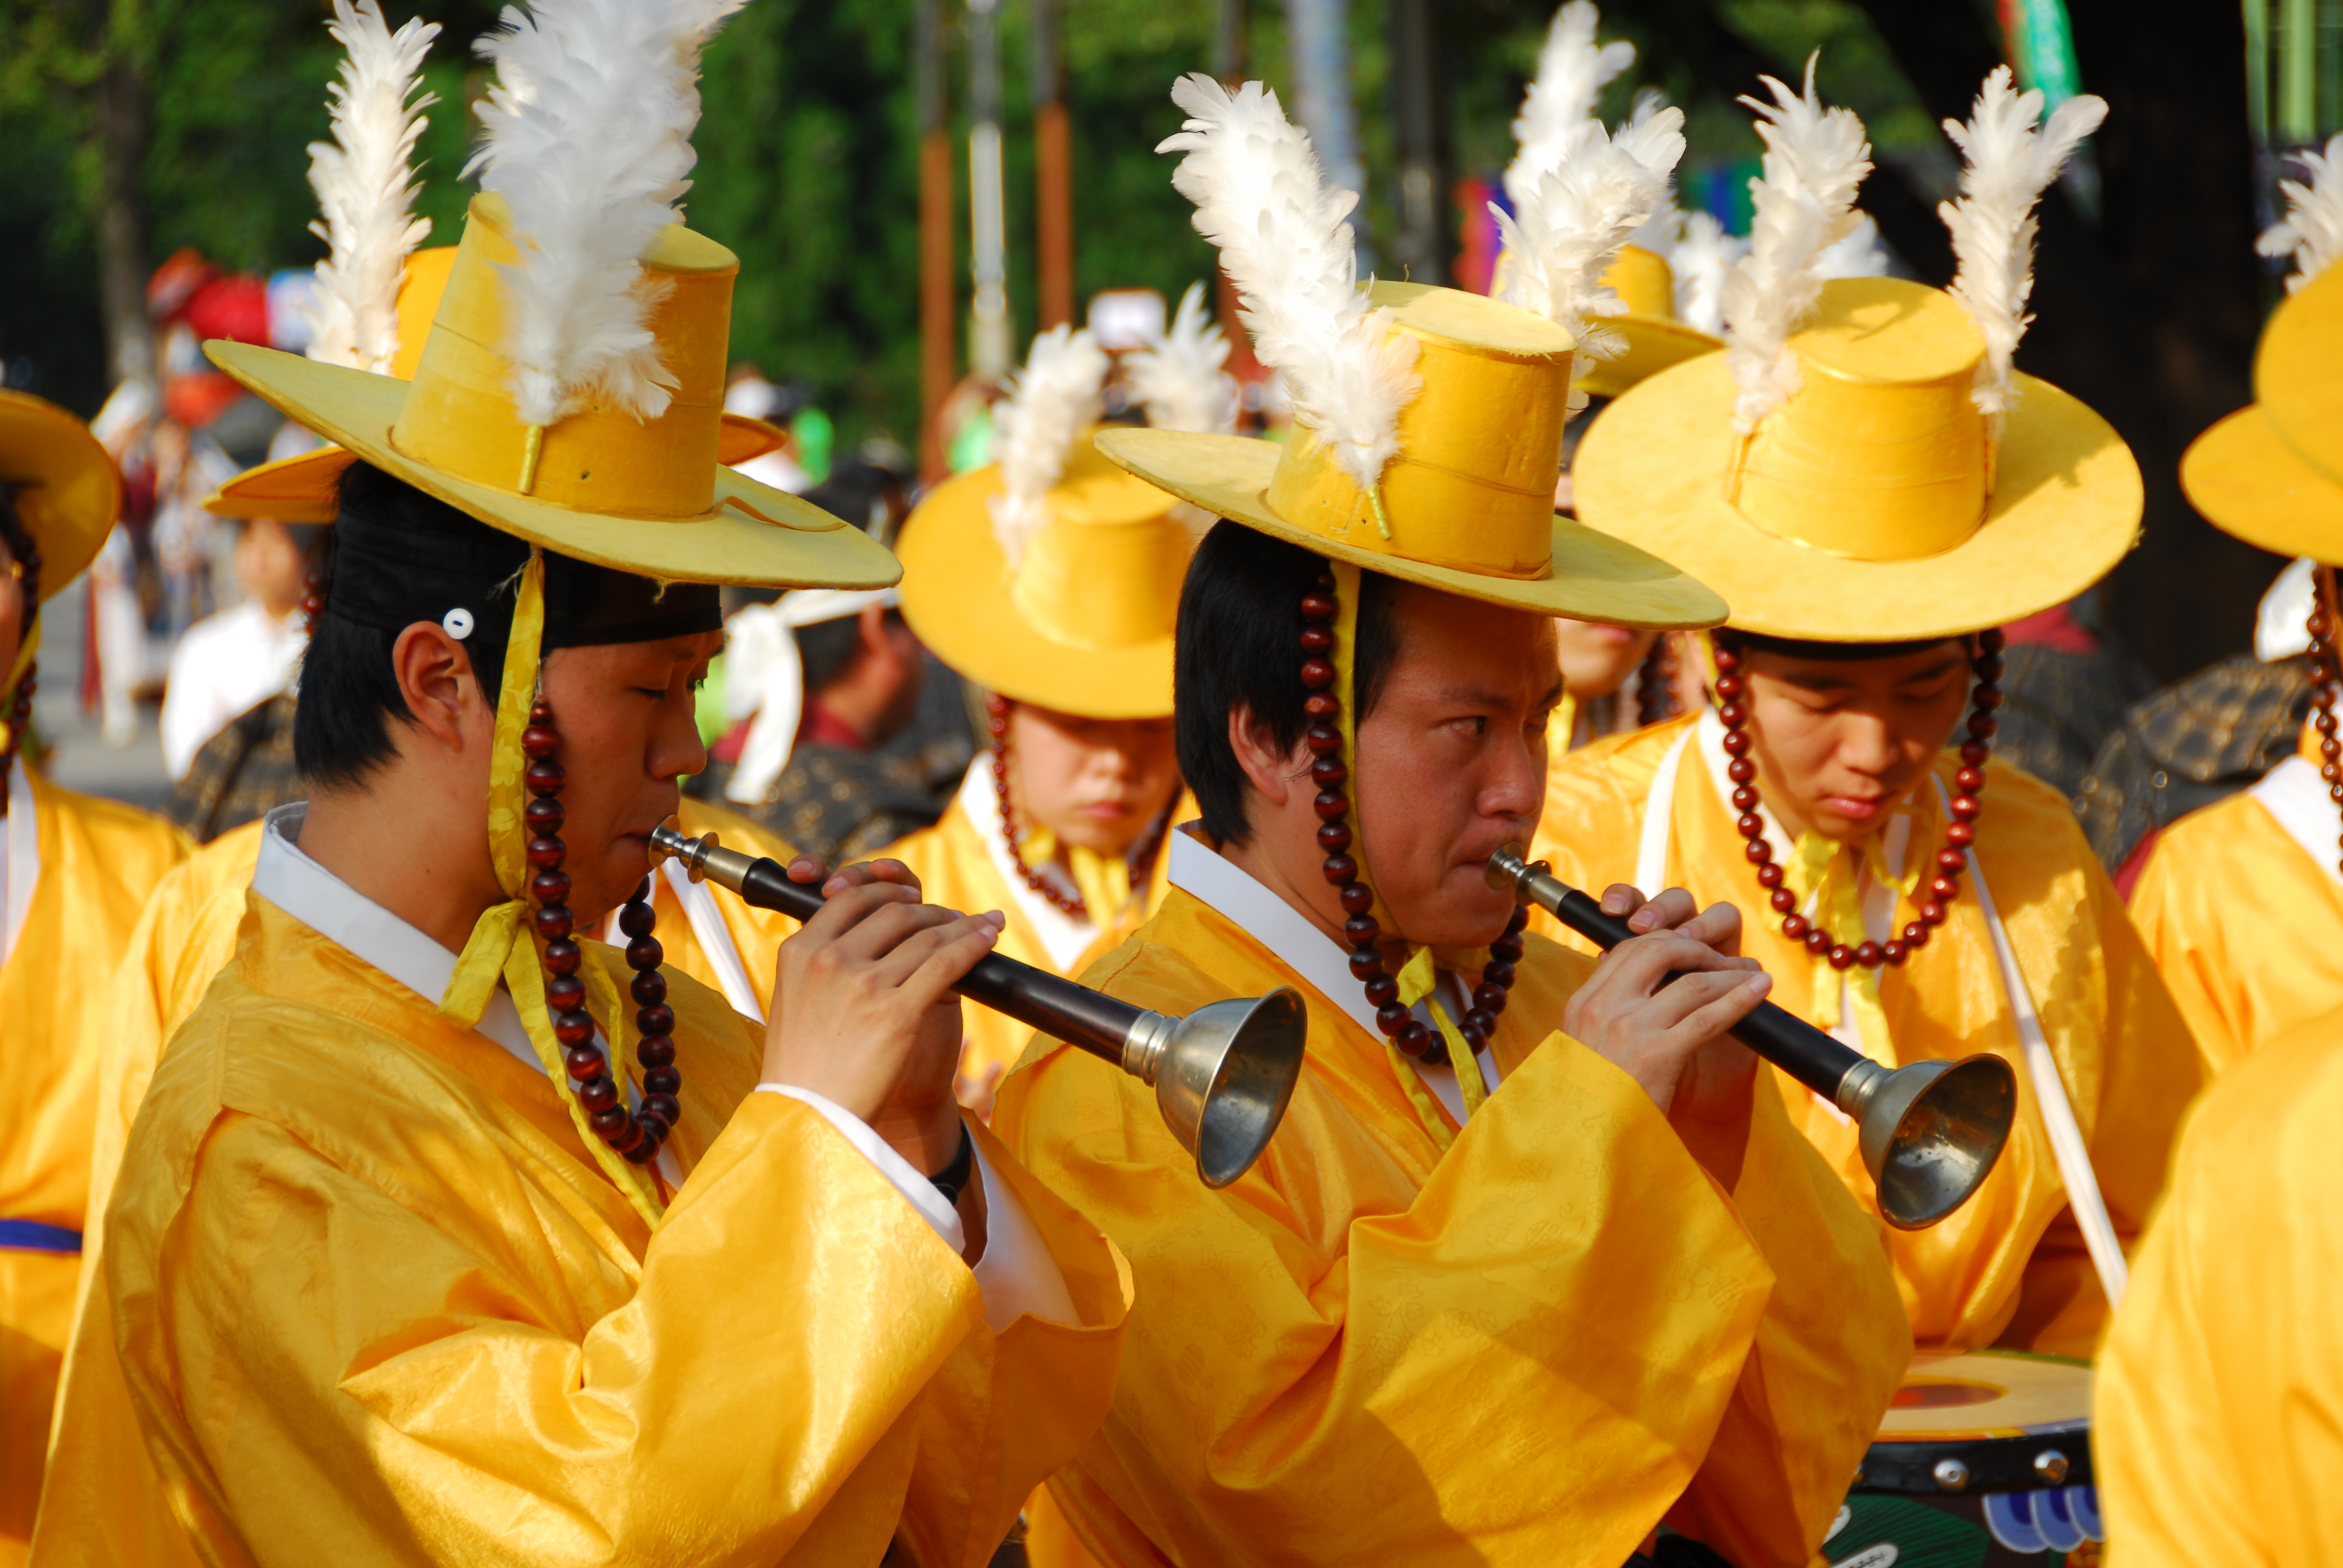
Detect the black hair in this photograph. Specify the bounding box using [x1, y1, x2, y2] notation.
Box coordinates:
[796, 606, 906, 696]
[0, 485, 36, 609]
[1729, 630, 1971, 663]
[1175, 520, 1401, 846]
[295, 462, 723, 792]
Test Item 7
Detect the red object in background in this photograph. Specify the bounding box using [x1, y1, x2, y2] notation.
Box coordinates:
[147, 246, 216, 321]
[2001, 601, 2102, 656]
[163, 371, 244, 430]
[1453, 175, 1504, 296]
[184, 275, 272, 347]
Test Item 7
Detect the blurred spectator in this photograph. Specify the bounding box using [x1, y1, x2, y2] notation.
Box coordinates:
[159, 517, 316, 779]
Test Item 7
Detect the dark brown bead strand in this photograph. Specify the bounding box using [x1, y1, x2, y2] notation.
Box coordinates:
[2307, 567, 2343, 879]
[1713, 627, 2007, 972]
[1301, 569, 1529, 1069]
[985, 691, 1173, 923]
[300, 569, 326, 639]
[521, 699, 680, 1162]
[1, 538, 39, 808]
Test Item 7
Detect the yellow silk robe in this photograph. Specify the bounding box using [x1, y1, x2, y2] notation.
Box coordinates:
[995, 887, 1910, 1568]
[877, 779, 1180, 1104]
[0, 771, 186, 1562]
[2126, 731, 2343, 1074]
[2096, 1000, 2343, 1566]
[1533, 716, 2204, 1356]
[30, 893, 1129, 1566]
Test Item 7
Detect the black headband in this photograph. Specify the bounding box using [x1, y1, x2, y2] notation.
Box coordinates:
[1726, 630, 1978, 664]
[326, 462, 722, 656]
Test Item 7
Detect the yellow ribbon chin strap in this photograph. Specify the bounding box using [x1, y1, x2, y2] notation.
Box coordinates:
[436, 551, 664, 1230]
[1014, 823, 1135, 923]
[1775, 818, 1921, 1062]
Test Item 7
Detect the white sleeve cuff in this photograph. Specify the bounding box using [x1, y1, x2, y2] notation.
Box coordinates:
[754, 1085, 1080, 1330]
[755, 1084, 965, 1255]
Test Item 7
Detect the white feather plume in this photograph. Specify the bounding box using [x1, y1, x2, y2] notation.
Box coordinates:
[1502, 2, 1636, 211]
[1125, 283, 1238, 436]
[1812, 211, 1890, 279]
[2258, 132, 2343, 292]
[304, 0, 438, 374]
[1939, 66, 2105, 438]
[1669, 211, 1746, 335]
[988, 325, 1109, 569]
[1720, 57, 1873, 433]
[1494, 92, 1684, 365]
[1158, 74, 1420, 497]
[468, 0, 746, 430]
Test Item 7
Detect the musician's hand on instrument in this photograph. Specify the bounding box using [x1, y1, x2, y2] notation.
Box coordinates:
[1562, 909, 1766, 1186]
[1604, 883, 1745, 958]
[764, 872, 1003, 1176]
[778, 853, 924, 898]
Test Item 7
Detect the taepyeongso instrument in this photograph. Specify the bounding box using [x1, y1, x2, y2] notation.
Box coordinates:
[1486, 843, 2016, 1230]
[649, 820, 1306, 1187]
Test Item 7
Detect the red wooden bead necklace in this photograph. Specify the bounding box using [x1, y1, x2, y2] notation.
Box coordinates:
[2305, 566, 2343, 879]
[523, 699, 682, 1163]
[1301, 570, 1528, 1068]
[0, 539, 38, 803]
[1711, 628, 2006, 973]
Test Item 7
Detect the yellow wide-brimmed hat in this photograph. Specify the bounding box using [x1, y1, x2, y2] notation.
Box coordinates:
[900, 439, 1188, 718]
[2180, 261, 2343, 561]
[0, 390, 120, 597]
[206, 193, 894, 590]
[1098, 279, 1725, 629]
[207, 241, 787, 524]
[1578, 244, 1722, 399]
[1572, 275, 2141, 641]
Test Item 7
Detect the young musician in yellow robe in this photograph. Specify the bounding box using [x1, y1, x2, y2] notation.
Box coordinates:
[1535, 70, 2202, 1357]
[0, 392, 189, 1563]
[880, 324, 1198, 1111]
[28, 12, 1127, 1558]
[999, 74, 1909, 1568]
[2124, 152, 2343, 1076]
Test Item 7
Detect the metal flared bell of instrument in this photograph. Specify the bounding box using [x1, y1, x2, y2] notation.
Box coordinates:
[649, 821, 1308, 1187]
[1484, 843, 2016, 1230]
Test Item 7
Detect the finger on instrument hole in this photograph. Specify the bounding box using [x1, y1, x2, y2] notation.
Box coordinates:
[828, 857, 923, 897]
[1642, 964, 1771, 1034]
[1606, 931, 1761, 991]
[864, 909, 1001, 988]
[1625, 886, 1700, 934]
[786, 853, 832, 886]
[795, 878, 919, 940]
[1598, 883, 1648, 919]
[1660, 971, 1772, 1050]
[1674, 898, 1746, 953]
[828, 897, 966, 965]
[893, 914, 1003, 1010]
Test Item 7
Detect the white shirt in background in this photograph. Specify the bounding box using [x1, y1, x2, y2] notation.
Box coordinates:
[160, 600, 306, 779]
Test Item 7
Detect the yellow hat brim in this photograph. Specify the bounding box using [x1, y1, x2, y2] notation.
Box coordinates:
[897, 463, 1175, 719]
[2180, 402, 2343, 561]
[1576, 314, 1722, 401]
[1571, 356, 2142, 640]
[206, 341, 898, 591]
[205, 410, 793, 524]
[1093, 426, 1727, 630]
[0, 390, 119, 598]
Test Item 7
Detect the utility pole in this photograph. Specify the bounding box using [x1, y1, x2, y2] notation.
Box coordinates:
[1386, 0, 1446, 284]
[1213, 0, 1264, 385]
[916, 0, 954, 484]
[965, 0, 1013, 381]
[1032, 0, 1073, 331]
[1283, 0, 1371, 271]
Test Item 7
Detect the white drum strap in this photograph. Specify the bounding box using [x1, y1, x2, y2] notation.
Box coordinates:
[1935, 777, 2127, 1309]
[662, 857, 768, 1024]
[1633, 725, 1696, 895]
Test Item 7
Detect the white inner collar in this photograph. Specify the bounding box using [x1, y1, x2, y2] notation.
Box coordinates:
[2, 762, 34, 965]
[1165, 825, 1495, 1119]
[960, 759, 1100, 972]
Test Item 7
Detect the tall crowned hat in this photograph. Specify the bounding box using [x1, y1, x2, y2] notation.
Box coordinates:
[206, 0, 782, 525]
[1101, 74, 1722, 1084]
[1571, 65, 2139, 641]
[2179, 134, 2343, 560]
[1496, 2, 1720, 399]
[202, 0, 896, 1227]
[897, 287, 1240, 719]
[0, 390, 121, 769]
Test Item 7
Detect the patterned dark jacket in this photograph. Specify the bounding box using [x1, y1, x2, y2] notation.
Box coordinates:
[2076, 653, 2313, 871]
[164, 691, 301, 843]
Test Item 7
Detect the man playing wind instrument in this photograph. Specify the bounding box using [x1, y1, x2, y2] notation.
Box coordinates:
[30, 3, 1126, 1562]
[1000, 73, 1908, 1568]
[1535, 69, 2202, 1357]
